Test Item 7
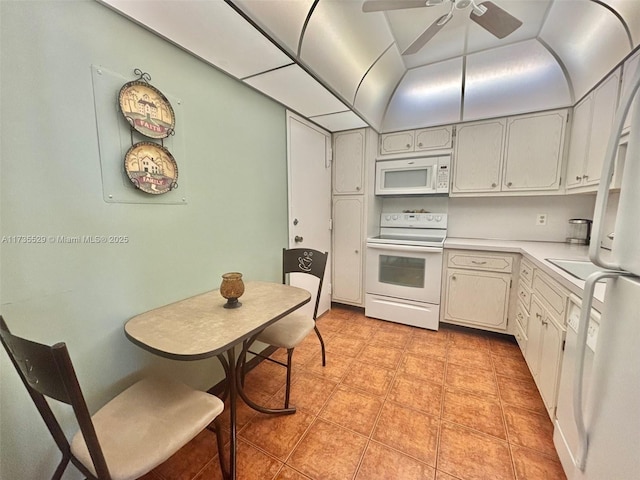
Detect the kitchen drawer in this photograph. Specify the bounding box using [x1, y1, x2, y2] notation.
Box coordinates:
[519, 258, 534, 287]
[447, 251, 513, 273]
[515, 321, 527, 353]
[516, 300, 529, 332]
[532, 270, 568, 321]
[517, 281, 531, 312]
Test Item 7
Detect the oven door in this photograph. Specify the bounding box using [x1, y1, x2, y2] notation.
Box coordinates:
[365, 243, 443, 304]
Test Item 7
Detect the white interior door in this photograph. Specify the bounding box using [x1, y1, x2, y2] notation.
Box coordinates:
[286, 111, 332, 317]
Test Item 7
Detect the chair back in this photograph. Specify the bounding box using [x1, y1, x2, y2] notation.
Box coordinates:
[0, 316, 111, 479]
[282, 248, 328, 320]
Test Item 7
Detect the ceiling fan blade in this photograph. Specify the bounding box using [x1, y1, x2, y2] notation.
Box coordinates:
[402, 13, 451, 55]
[362, 0, 429, 13]
[470, 1, 523, 39]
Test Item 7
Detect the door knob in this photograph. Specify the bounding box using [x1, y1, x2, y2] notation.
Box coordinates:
[294, 235, 303, 243]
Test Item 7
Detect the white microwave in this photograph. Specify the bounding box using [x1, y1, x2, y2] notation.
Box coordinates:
[375, 156, 450, 195]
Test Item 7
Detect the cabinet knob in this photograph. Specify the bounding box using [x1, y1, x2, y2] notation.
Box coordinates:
[583, 174, 589, 180]
[355, 250, 359, 254]
[294, 235, 304, 243]
[507, 182, 513, 187]
[451, 275, 457, 280]
[576, 176, 582, 181]
[356, 186, 360, 191]
[536, 312, 542, 319]
[406, 144, 411, 148]
[491, 183, 497, 188]
[418, 143, 423, 147]
[541, 319, 549, 326]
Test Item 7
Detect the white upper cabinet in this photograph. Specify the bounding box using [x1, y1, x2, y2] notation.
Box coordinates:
[452, 119, 505, 193]
[452, 109, 568, 196]
[415, 126, 454, 152]
[333, 129, 365, 195]
[621, 50, 640, 132]
[502, 110, 567, 192]
[379, 125, 453, 157]
[566, 68, 621, 192]
[379, 130, 414, 156]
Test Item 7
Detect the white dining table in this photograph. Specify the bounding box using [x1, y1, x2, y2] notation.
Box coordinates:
[124, 281, 311, 479]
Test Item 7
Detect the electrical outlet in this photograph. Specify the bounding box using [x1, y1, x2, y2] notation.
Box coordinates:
[536, 213, 547, 226]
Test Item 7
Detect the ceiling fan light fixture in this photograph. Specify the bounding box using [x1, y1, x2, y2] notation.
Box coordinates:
[471, 3, 488, 16]
[425, 0, 445, 6]
[455, 0, 472, 9]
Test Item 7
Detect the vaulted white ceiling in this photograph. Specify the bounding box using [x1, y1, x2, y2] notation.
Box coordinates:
[100, 0, 640, 133]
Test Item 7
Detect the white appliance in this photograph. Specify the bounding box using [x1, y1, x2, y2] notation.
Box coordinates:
[365, 212, 447, 330]
[375, 156, 450, 195]
[552, 62, 640, 478]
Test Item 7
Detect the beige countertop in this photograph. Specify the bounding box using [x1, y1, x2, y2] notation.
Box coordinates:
[444, 238, 607, 311]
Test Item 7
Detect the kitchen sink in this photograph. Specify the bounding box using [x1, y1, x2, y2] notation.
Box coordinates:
[546, 258, 606, 281]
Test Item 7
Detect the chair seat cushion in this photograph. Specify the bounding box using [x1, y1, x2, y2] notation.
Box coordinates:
[256, 311, 315, 349]
[70, 377, 224, 480]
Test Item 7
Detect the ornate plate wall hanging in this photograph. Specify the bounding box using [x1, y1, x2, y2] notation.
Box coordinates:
[124, 142, 178, 194]
[118, 76, 175, 139]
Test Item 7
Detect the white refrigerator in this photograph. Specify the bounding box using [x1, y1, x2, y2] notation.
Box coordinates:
[553, 62, 640, 478]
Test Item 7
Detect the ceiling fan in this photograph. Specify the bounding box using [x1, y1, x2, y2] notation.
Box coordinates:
[362, 0, 523, 55]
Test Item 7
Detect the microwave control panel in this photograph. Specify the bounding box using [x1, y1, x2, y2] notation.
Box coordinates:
[436, 157, 450, 193]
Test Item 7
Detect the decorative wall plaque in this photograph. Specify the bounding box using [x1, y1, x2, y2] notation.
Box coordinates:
[119, 77, 175, 139]
[124, 142, 178, 194]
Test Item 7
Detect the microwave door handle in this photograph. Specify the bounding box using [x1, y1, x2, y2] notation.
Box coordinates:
[432, 164, 438, 190]
[590, 63, 640, 270]
[573, 270, 633, 471]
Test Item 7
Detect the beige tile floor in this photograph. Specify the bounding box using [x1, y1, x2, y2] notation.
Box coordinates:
[141, 305, 567, 480]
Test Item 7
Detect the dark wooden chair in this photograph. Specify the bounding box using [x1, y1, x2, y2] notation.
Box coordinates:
[247, 248, 328, 408]
[0, 315, 227, 480]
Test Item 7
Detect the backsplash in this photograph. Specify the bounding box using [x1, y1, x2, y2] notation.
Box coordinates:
[382, 194, 597, 243]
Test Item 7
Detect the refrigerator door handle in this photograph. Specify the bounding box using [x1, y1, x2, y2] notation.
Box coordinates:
[590, 63, 640, 270]
[573, 270, 633, 470]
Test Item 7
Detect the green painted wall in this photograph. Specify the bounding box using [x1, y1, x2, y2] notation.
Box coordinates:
[0, 1, 288, 478]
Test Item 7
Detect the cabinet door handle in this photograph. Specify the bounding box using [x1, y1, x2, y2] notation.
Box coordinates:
[536, 312, 542, 319]
[583, 174, 589, 180]
[471, 260, 487, 265]
[541, 319, 549, 326]
[519, 291, 526, 297]
[576, 175, 582, 181]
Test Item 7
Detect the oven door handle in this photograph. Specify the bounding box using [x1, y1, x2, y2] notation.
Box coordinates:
[366, 243, 443, 253]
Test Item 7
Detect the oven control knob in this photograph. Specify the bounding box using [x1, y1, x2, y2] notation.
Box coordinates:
[385, 215, 391, 221]
[427, 214, 433, 221]
[435, 215, 442, 221]
[392, 215, 398, 220]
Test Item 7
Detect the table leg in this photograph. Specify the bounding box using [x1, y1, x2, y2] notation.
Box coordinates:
[218, 347, 237, 480]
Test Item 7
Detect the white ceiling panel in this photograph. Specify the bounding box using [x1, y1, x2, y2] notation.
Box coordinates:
[382, 58, 463, 132]
[100, 0, 292, 79]
[309, 111, 368, 132]
[602, 0, 640, 46]
[300, 0, 395, 103]
[231, 0, 314, 57]
[541, 0, 631, 100]
[464, 39, 571, 121]
[354, 46, 405, 131]
[244, 64, 348, 118]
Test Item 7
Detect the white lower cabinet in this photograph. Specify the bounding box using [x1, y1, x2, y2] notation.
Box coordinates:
[524, 271, 568, 419]
[442, 250, 514, 332]
[332, 196, 363, 306]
